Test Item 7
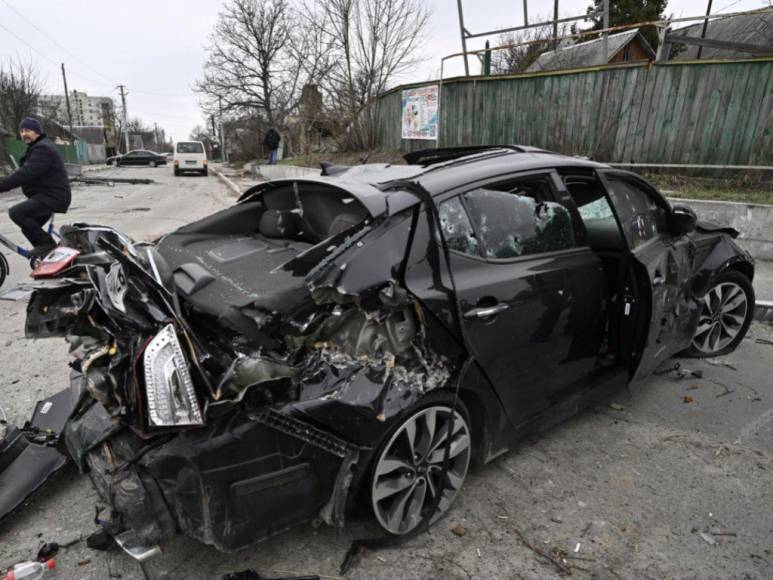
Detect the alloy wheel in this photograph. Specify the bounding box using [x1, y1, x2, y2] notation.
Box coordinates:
[371, 405, 471, 535]
[692, 281, 748, 355]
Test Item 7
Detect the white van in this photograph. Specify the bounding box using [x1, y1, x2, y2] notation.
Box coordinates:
[174, 141, 208, 176]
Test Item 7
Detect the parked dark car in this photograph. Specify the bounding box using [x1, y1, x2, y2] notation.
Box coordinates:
[111, 149, 167, 167]
[1, 146, 755, 558]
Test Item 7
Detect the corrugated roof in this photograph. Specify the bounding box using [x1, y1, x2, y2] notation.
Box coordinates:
[526, 29, 654, 72]
[670, 13, 773, 60]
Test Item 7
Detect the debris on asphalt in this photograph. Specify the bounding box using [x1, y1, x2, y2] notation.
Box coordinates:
[754, 338, 773, 346]
[222, 571, 320, 580]
[682, 395, 694, 403]
[698, 531, 718, 546]
[705, 359, 738, 371]
[35, 543, 58, 562]
[608, 403, 625, 412]
[514, 528, 572, 575]
[550, 515, 564, 524]
[86, 529, 114, 551]
[69, 176, 154, 186]
[476, 548, 481, 557]
[655, 362, 703, 380]
[78, 558, 91, 566]
[450, 524, 467, 537]
[574, 542, 581, 553]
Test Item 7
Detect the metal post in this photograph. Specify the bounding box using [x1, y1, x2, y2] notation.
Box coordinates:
[697, 0, 713, 60]
[456, 0, 470, 76]
[523, 0, 528, 26]
[117, 85, 130, 153]
[553, 0, 559, 46]
[154, 123, 159, 151]
[603, 0, 610, 62]
[61, 63, 73, 135]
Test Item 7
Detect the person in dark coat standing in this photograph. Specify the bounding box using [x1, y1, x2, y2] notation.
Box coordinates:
[0, 117, 71, 257]
[264, 127, 280, 165]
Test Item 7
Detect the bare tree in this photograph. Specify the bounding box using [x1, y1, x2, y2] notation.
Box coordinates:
[492, 27, 555, 74]
[302, 0, 431, 149]
[196, 0, 328, 128]
[0, 58, 42, 136]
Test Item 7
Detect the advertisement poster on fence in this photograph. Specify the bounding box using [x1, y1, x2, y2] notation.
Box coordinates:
[401, 85, 438, 140]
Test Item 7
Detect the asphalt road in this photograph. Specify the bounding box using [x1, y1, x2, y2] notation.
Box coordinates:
[1, 166, 772, 580]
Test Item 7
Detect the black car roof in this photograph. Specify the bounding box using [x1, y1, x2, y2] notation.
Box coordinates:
[249, 148, 610, 217]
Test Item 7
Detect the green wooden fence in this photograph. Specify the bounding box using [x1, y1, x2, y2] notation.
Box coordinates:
[374, 58, 773, 166]
[3, 138, 80, 166]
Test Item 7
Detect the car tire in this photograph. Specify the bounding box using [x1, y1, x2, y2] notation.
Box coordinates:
[149, 161, 157, 168]
[0, 252, 8, 289]
[684, 269, 754, 358]
[369, 391, 471, 536]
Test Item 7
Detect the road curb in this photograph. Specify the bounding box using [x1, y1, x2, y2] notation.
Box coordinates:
[212, 168, 242, 197]
[754, 300, 773, 322]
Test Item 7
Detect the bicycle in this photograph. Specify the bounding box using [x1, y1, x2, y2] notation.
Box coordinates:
[0, 218, 60, 289]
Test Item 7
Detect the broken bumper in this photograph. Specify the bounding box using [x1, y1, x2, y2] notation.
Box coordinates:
[0, 381, 83, 522]
[64, 378, 359, 552]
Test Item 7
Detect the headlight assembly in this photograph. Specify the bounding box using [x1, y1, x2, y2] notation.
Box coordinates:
[143, 324, 204, 427]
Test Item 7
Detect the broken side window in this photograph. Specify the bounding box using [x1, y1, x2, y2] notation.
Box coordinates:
[606, 177, 667, 249]
[438, 196, 480, 257]
[462, 188, 576, 259]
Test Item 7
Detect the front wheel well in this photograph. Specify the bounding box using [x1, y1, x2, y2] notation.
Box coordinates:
[725, 260, 754, 284]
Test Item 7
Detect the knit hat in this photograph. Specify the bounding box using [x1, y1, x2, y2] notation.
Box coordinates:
[19, 117, 43, 135]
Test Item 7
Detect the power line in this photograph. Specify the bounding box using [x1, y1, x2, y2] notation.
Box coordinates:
[0, 0, 118, 85]
[0, 1, 195, 99]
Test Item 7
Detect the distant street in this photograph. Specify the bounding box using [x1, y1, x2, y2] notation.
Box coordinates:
[1, 166, 772, 580]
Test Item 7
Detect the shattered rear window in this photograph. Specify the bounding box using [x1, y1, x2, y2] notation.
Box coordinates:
[463, 188, 576, 259]
[439, 196, 479, 256]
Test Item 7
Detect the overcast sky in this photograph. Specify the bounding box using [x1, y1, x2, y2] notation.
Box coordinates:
[0, 0, 765, 141]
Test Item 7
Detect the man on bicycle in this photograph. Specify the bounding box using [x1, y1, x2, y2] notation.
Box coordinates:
[0, 117, 71, 258]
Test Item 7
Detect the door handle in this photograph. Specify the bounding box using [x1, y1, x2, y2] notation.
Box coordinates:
[464, 303, 510, 319]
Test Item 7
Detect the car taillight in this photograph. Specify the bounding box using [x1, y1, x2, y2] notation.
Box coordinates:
[31, 247, 81, 278]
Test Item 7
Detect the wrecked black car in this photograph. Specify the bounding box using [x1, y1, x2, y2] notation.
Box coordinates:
[3, 146, 755, 555]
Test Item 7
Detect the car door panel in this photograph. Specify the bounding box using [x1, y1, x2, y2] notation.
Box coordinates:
[451, 249, 607, 424]
[596, 170, 697, 380]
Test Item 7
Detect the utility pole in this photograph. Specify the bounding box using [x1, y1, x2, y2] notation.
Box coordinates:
[603, 0, 610, 63]
[456, 0, 470, 76]
[210, 114, 216, 138]
[61, 63, 73, 135]
[117, 85, 130, 153]
[553, 0, 559, 47]
[154, 122, 160, 151]
[697, 0, 713, 60]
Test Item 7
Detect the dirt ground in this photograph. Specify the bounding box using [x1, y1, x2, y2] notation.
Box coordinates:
[1, 166, 772, 580]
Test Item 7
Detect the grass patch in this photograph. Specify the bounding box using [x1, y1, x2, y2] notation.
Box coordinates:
[645, 173, 773, 205]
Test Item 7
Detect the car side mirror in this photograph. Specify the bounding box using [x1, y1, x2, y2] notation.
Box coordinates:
[670, 204, 697, 235]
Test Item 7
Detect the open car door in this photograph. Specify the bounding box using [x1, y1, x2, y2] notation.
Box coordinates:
[596, 170, 698, 381]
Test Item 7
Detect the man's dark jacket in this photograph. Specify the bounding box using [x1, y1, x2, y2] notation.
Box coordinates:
[264, 129, 280, 149]
[0, 135, 71, 212]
